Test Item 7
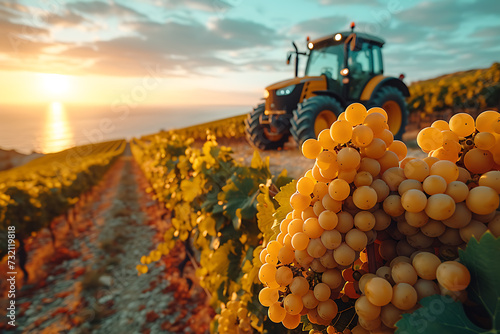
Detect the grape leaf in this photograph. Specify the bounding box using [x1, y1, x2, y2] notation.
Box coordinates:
[396, 295, 488, 334]
[256, 183, 277, 243]
[272, 180, 297, 230]
[459, 232, 500, 329]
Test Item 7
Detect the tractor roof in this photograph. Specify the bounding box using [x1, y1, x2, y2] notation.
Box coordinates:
[310, 31, 385, 48]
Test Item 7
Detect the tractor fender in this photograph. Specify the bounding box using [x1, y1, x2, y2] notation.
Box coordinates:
[311, 90, 347, 107]
[360, 75, 410, 101]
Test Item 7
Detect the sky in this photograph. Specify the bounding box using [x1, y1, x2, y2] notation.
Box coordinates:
[0, 0, 499, 107]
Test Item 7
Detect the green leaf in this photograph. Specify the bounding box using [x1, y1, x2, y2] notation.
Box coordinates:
[273, 169, 293, 189]
[396, 295, 487, 334]
[459, 232, 500, 328]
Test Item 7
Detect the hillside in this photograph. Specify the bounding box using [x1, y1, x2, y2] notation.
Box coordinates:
[407, 62, 500, 114]
[0, 148, 42, 171]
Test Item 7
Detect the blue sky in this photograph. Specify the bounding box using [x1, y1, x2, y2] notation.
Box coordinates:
[0, 0, 499, 105]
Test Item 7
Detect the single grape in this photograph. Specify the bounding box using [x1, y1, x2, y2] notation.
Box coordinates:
[322, 269, 343, 289]
[268, 302, 287, 323]
[355, 295, 381, 321]
[276, 266, 294, 286]
[354, 210, 376, 231]
[258, 287, 279, 306]
[302, 139, 323, 159]
[436, 261, 471, 291]
[328, 178, 351, 201]
[405, 210, 429, 228]
[307, 238, 327, 258]
[313, 282, 332, 302]
[425, 193, 456, 221]
[466, 186, 499, 215]
[297, 176, 316, 195]
[303, 218, 324, 239]
[352, 125, 374, 147]
[364, 112, 387, 134]
[479, 170, 500, 193]
[430, 160, 459, 183]
[449, 113, 475, 137]
[412, 252, 441, 280]
[371, 178, 390, 202]
[380, 303, 403, 328]
[364, 138, 387, 159]
[464, 148, 494, 174]
[391, 261, 418, 285]
[330, 120, 353, 144]
[292, 232, 310, 251]
[359, 157, 381, 177]
[445, 180, 469, 202]
[391, 283, 417, 310]
[459, 220, 487, 243]
[333, 243, 356, 266]
[345, 228, 368, 251]
[352, 186, 378, 210]
[318, 210, 338, 230]
[414, 279, 440, 301]
[401, 189, 427, 213]
[317, 299, 338, 320]
[417, 127, 443, 151]
[282, 312, 301, 329]
[290, 276, 310, 296]
[422, 175, 447, 195]
[431, 119, 450, 131]
[364, 277, 393, 306]
[345, 102, 367, 125]
[321, 229, 342, 250]
[421, 219, 446, 237]
[378, 150, 400, 174]
[278, 245, 295, 265]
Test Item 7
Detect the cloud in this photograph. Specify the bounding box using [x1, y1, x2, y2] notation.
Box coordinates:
[290, 16, 350, 39]
[42, 10, 87, 27]
[68, 1, 147, 19]
[0, 17, 50, 54]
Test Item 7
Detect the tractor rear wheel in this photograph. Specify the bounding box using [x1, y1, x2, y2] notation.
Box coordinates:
[291, 96, 342, 147]
[244, 103, 289, 150]
[368, 86, 408, 140]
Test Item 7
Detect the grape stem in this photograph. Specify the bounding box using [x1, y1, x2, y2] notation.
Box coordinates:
[366, 243, 378, 274]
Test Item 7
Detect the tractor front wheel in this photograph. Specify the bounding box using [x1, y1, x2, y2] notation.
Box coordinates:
[368, 86, 408, 140]
[291, 96, 342, 147]
[244, 103, 290, 150]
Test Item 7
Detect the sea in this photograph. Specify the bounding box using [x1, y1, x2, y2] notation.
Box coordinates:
[0, 103, 250, 154]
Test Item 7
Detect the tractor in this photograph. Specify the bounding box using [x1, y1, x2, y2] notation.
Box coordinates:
[245, 22, 409, 150]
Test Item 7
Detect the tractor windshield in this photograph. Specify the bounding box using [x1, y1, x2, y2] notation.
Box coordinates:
[305, 44, 343, 80]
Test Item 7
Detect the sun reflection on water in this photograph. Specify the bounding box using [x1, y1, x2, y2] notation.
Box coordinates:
[42, 102, 74, 153]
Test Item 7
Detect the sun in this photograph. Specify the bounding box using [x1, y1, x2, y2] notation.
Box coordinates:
[39, 73, 71, 98]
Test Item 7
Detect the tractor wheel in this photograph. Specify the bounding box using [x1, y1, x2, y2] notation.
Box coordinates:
[244, 103, 289, 150]
[291, 96, 342, 147]
[368, 86, 408, 140]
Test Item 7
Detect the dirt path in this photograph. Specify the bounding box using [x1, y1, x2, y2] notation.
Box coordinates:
[1, 151, 213, 333]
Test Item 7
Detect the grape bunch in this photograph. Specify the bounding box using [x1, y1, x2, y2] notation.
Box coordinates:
[258, 104, 406, 330]
[257, 104, 499, 333]
[354, 251, 471, 331]
[216, 300, 253, 334]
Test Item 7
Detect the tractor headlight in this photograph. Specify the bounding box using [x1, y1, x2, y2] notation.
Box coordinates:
[264, 89, 269, 98]
[334, 33, 342, 41]
[276, 85, 296, 96]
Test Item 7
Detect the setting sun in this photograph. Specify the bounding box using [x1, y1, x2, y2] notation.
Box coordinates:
[39, 73, 71, 98]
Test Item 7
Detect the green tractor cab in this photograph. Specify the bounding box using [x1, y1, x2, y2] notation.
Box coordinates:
[245, 22, 410, 150]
